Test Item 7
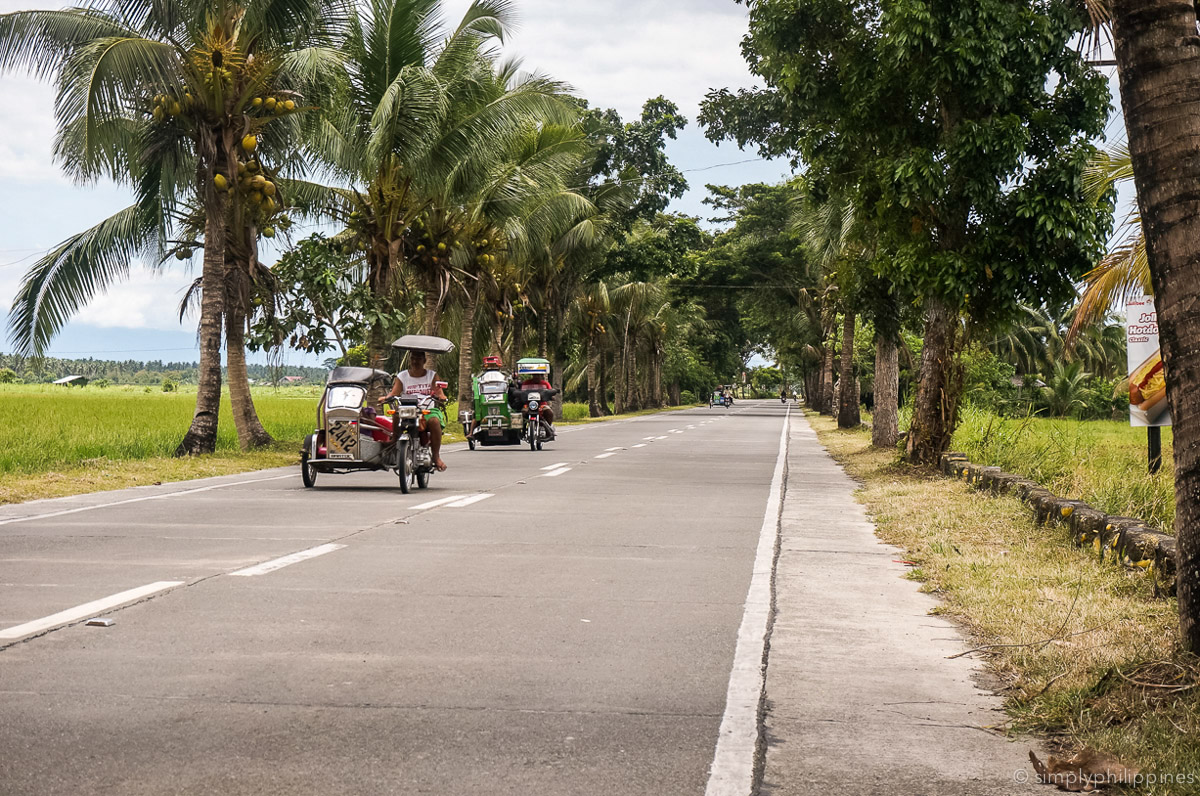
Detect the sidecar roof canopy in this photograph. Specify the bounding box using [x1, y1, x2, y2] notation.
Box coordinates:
[392, 334, 456, 354]
[515, 357, 550, 376]
[327, 367, 393, 386]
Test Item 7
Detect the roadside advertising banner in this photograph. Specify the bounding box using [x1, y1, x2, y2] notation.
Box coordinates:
[1126, 294, 1171, 427]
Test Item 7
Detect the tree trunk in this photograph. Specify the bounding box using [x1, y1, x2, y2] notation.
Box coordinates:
[510, 311, 526, 365]
[651, 342, 664, 408]
[872, 333, 900, 448]
[457, 279, 480, 405]
[905, 297, 960, 466]
[820, 342, 835, 414]
[224, 232, 273, 450]
[226, 299, 273, 449]
[613, 347, 626, 415]
[599, 353, 613, 415]
[838, 312, 860, 428]
[538, 311, 548, 357]
[175, 155, 228, 457]
[587, 332, 602, 417]
[422, 278, 441, 372]
[1112, 0, 1200, 652]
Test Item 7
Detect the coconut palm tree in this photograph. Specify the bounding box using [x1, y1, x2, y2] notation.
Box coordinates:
[567, 281, 611, 416]
[1, 0, 343, 453]
[301, 0, 575, 367]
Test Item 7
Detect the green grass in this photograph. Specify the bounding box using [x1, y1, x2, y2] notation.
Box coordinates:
[952, 405, 1176, 532]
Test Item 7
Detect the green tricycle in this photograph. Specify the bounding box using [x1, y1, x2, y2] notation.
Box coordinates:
[459, 355, 523, 449]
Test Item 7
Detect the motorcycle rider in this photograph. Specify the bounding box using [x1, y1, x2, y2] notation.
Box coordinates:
[518, 370, 556, 427]
[381, 350, 448, 472]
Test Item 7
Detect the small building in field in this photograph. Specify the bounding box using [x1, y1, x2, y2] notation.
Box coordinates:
[282, 376, 305, 385]
[53, 375, 88, 387]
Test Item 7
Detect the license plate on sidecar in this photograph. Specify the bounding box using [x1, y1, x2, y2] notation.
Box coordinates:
[327, 420, 357, 459]
[488, 428, 502, 437]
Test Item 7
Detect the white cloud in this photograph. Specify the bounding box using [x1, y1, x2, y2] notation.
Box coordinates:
[443, 0, 760, 118]
[73, 266, 199, 331]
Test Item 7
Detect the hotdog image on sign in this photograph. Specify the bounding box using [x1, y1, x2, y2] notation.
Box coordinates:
[1126, 294, 1172, 428]
[1129, 351, 1168, 423]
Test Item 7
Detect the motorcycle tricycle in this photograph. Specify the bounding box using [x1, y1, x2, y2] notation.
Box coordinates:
[512, 357, 557, 451]
[460, 366, 523, 449]
[300, 335, 456, 492]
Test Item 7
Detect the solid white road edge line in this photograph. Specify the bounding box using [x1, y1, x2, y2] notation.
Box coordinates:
[229, 543, 346, 577]
[540, 467, 572, 478]
[0, 473, 296, 527]
[409, 495, 468, 511]
[0, 581, 185, 640]
[444, 493, 495, 508]
[704, 405, 790, 796]
[541, 462, 569, 471]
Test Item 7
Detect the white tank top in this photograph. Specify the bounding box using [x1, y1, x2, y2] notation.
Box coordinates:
[397, 369, 437, 407]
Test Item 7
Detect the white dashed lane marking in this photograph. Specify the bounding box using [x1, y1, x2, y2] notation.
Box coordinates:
[444, 493, 495, 508]
[410, 495, 469, 511]
[0, 581, 185, 641]
[230, 543, 346, 577]
[632, 444, 647, 448]
[541, 462, 569, 471]
[594, 453, 617, 459]
[541, 467, 572, 478]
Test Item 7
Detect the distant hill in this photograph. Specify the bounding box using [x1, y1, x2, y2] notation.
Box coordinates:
[0, 354, 327, 385]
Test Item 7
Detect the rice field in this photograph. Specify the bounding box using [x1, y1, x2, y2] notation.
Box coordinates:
[0, 383, 322, 475]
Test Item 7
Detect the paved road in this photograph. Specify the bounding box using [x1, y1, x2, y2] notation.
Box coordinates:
[1, 402, 788, 795]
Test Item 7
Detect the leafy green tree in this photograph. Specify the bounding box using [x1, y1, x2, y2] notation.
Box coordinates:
[702, 0, 1114, 464]
[249, 234, 405, 359]
[0, 368, 17, 384]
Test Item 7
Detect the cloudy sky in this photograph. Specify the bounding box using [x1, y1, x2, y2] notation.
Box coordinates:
[0, 0, 794, 363]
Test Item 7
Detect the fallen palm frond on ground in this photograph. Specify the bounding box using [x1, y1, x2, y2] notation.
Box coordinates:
[807, 413, 1200, 796]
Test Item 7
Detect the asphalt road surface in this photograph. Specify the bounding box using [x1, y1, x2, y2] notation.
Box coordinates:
[1, 402, 789, 795]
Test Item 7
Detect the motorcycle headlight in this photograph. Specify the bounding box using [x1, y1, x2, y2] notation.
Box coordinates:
[397, 406, 419, 419]
[528, 400, 539, 410]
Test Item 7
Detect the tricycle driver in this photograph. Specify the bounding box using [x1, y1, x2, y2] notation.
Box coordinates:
[380, 349, 449, 472]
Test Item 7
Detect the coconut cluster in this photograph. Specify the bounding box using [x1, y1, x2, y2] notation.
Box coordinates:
[207, 137, 291, 239]
[150, 92, 194, 122]
[249, 96, 297, 116]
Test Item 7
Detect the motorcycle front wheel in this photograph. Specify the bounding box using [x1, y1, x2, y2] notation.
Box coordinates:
[397, 440, 412, 494]
[528, 419, 538, 451]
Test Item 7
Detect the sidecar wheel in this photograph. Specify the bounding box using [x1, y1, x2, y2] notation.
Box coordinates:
[301, 436, 318, 488]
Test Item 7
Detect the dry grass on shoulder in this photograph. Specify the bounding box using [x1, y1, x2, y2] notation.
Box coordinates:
[808, 414, 1200, 794]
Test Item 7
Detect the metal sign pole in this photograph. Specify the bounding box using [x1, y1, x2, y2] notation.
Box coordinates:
[1149, 426, 1162, 475]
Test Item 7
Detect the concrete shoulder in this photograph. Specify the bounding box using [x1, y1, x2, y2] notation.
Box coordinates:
[761, 413, 1041, 795]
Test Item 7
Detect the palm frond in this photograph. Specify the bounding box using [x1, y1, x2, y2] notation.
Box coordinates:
[8, 203, 161, 356]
